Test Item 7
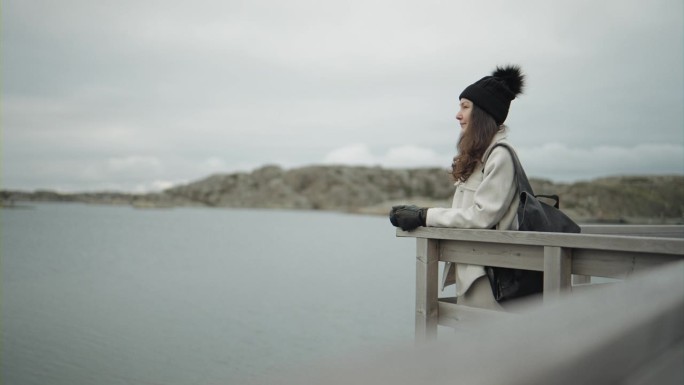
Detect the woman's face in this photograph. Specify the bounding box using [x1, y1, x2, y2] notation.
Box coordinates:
[456, 98, 473, 134]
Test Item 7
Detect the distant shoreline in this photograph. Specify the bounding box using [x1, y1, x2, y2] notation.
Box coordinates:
[3, 165, 683, 225]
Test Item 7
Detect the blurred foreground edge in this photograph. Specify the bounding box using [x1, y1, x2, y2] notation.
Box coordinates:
[261, 260, 683, 385]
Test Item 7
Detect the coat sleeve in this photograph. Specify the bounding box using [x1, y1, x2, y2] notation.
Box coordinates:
[426, 147, 517, 229]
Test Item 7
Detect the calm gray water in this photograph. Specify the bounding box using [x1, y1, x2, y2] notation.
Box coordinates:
[1, 203, 418, 384]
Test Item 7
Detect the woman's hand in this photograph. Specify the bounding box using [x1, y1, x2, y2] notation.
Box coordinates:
[389, 205, 428, 231]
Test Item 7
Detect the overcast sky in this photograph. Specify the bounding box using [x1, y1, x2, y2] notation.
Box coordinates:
[3, 0, 683, 192]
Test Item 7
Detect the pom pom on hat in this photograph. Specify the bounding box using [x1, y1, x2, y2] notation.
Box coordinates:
[459, 65, 525, 125]
[492, 65, 524, 96]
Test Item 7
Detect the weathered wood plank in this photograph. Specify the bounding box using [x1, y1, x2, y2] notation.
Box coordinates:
[572, 275, 591, 285]
[439, 240, 543, 270]
[415, 238, 439, 342]
[580, 224, 684, 238]
[437, 299, 509, 329]
[397, 227, 684, 255]
[436, 245, 681, 279]
[572, 249, 682, 278]
[544, 246, 572, 300]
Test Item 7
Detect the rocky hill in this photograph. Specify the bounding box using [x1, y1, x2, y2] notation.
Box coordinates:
[163, 165, 455, 212]
[2, 165, 683, 224]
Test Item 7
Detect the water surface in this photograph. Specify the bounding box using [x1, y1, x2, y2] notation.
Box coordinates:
[2, 203, 417, 384]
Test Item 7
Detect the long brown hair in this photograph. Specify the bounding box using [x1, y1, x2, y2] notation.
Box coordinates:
[451, 104, 501, 182]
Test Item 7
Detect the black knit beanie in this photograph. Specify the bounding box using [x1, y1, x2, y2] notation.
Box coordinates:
[459, 65, 525, 125]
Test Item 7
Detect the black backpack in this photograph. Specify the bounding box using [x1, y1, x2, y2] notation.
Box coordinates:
[485, 143, 581, 302]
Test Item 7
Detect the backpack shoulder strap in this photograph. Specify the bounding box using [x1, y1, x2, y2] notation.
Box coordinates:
[486, 142, 534, 196]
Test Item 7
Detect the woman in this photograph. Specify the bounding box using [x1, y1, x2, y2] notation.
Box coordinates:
[389, 65, 525, 310]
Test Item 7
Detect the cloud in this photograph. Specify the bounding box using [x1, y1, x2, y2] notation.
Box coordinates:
[383, 146, 445, 168]
[323, 141, 684, 182]
[519, 143, 684, 182]
[323, 144, 378, 166]
[200, 157, 228, 174]
[106, 156, 163, 174]
[323, 144, 445, 169]
[2, 0, 682, 192]
[71, 156, 167, 191]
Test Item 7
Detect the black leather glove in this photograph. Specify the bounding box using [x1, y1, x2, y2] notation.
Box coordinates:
[389, 205, 428, 231]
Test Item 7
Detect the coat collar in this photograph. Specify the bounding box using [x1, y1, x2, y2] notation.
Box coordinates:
[481, 128, 509, 162]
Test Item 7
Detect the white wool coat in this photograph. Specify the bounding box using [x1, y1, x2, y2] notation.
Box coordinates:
[426, 129, 519, 296]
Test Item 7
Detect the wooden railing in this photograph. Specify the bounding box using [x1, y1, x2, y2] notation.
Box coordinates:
[396, 225, 684, 341]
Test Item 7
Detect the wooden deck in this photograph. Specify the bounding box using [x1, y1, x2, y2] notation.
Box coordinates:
[273, 225, 684, 385]
[396, 225, 684, 341]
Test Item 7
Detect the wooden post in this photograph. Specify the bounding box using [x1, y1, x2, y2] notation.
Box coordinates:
[415, 238, 439, 342]
[543, 246, 572, 301]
